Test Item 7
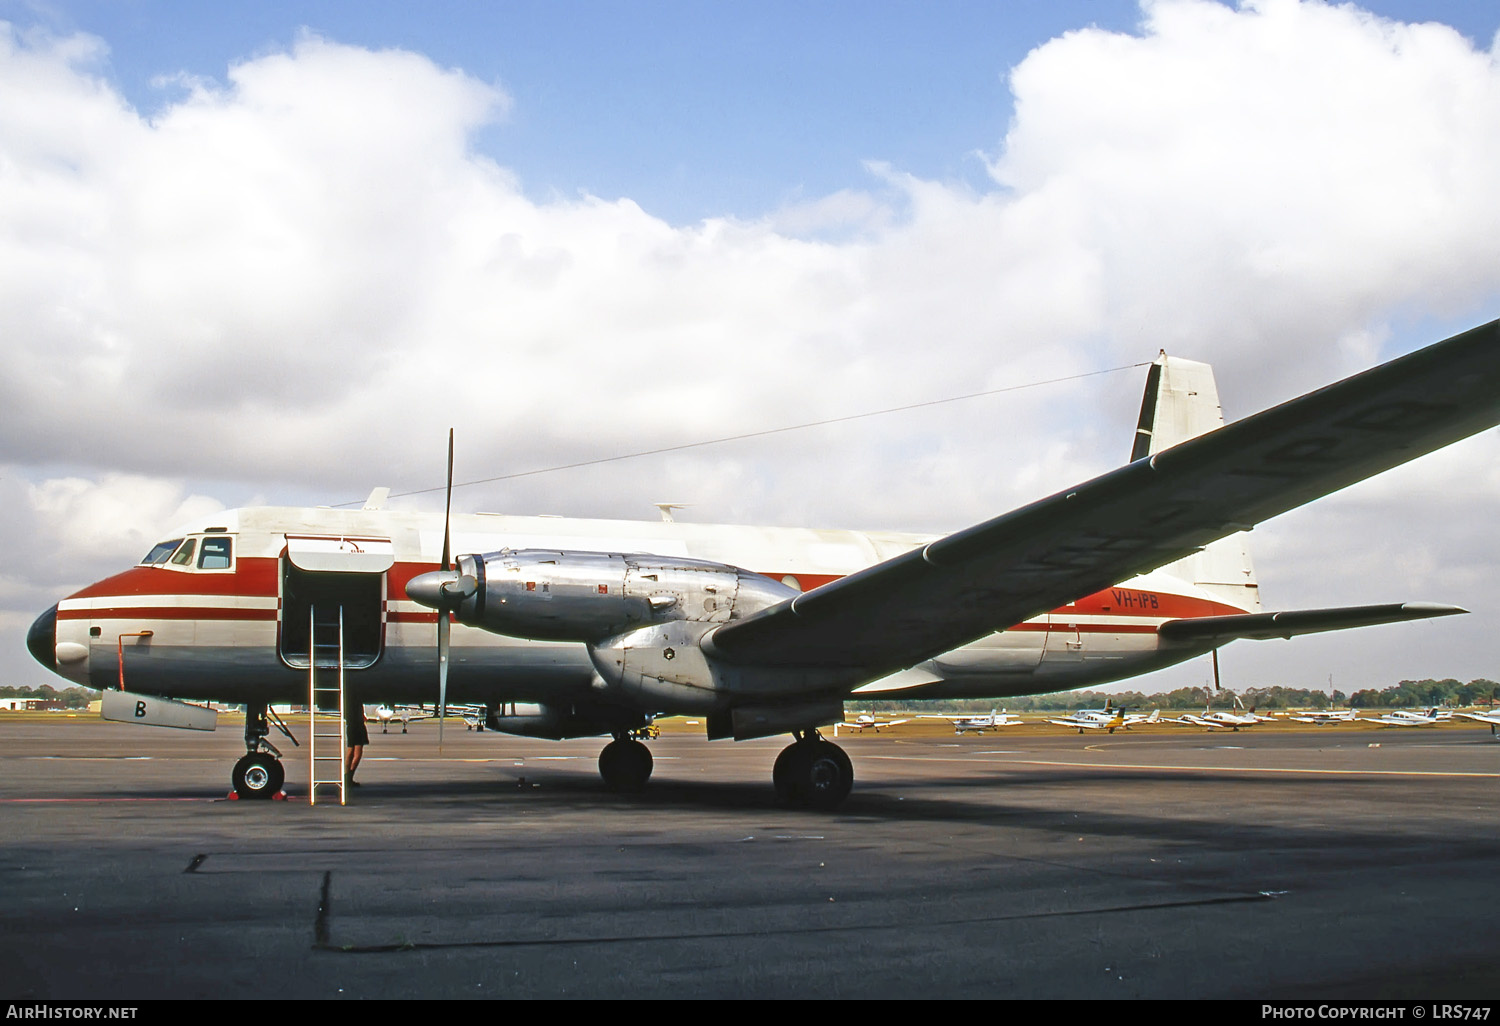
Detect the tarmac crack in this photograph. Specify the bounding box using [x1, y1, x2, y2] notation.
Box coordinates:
[315, 871, 332, 948]
[311, 891, 1273, 954]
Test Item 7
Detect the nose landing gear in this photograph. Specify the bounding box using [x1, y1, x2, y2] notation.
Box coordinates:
[231, 702, 296, 800]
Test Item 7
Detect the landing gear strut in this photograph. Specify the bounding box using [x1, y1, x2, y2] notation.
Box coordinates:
[773, 731, 853, 810]
[598, 734, 653, 792]
[232, 702, 294, 799]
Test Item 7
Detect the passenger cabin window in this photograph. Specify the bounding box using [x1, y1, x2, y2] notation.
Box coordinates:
[169, 538, 197, 566]
[198, 537, 233, 570]
[141, 539, 185, 565]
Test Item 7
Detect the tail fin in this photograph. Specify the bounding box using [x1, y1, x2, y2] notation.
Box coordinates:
[1133, 353, 1261, 613]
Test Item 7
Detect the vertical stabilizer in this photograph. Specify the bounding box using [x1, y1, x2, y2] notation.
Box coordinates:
[1131, 352, 1223, 461]
[1134, 353, 1261, 612]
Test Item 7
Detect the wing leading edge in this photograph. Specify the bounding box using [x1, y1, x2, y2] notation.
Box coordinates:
[706, 318, 1500, 675]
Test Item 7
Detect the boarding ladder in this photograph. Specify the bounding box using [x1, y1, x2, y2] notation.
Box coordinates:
[308, 604, 347, 806]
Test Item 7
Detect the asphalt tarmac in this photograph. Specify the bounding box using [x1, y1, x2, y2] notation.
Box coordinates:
[3, 716, 1499, 1000]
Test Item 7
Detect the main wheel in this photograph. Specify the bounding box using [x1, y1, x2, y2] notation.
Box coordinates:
[599, 738, 653, 792]
[773, 741, 809, 803]
[773, 740, 853, 810]
[801, 741, 853, 810]
[232, 752, 284, 799]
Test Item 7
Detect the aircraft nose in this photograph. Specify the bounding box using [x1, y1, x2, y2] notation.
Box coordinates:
[27, 605, 57, 670]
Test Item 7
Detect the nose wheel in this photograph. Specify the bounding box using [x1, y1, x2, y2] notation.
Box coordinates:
[599, 736, 654, 792]
[232, 751, 285, 799]
[773, 733, 853, 810]
[231, 702, 294, 799]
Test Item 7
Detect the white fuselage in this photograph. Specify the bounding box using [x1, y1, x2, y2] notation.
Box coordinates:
[45, 505, 1245, 711]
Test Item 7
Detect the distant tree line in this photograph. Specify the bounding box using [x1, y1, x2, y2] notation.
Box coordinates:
[851, 678, 1500, 714]
[1, 684, 97, 709]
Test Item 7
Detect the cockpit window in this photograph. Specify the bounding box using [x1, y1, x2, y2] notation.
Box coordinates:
[169, 538, 197, 566]
[198, 536, 233, 570]
[141, 539, 185, 565]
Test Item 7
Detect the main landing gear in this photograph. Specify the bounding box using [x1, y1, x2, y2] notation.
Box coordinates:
[598, 733, 654, 792]
[773, 731, 853, 810]
[232, 702, 297, 799]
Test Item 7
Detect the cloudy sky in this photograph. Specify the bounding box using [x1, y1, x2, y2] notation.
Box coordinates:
[4, 0, 1499, 697]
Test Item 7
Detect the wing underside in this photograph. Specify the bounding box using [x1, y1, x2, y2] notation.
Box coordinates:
[706, 319, 1500, 677]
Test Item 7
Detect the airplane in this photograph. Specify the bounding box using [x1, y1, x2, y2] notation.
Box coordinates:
[1369, 707, 1453, 727]
[1048, 706, 1159, 732]
[373, 704, 427, 733]
[920, 709, 1023, 733]
[1286, 709, 1361, 724]
[1458, 710, 1500, 737]
[1169, 707, 1263, 731]
[373, 702, 490, 733]
[24, 318, 1500, 809]
[839, 713, 910, 733]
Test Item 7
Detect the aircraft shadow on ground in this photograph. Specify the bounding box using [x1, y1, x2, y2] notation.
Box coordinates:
[257, 764, 1500, 869]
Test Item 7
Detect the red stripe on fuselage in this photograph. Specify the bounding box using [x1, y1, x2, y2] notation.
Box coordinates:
[1060, 588, 1246, 620]
[65, 556, 1250, 628]
[57, 607, 278, 622]
[68, 559, 279, 600]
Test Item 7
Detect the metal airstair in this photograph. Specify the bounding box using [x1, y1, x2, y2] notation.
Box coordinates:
[308, 604, 348, 806]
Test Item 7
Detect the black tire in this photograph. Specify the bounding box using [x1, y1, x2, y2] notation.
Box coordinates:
[774, 740, 853, 810]
[232, 753, 284, 799]
[801, 741, 853, 810]
[599, 739, 652, 792]
[773, 742, 807, 804]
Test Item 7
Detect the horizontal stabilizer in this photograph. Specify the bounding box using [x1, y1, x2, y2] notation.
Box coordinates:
[1156, 602, 1465, 644]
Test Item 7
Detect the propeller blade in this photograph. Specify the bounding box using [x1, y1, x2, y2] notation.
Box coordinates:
[437, 610, 449, 751]
[441, 428, 454, 572]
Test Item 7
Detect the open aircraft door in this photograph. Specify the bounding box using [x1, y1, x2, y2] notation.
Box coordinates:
[278, 535, 394, 670]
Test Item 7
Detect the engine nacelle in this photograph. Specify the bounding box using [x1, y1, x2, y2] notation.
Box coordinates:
[485, 700, 649, 740]
[442, 549, 798, 643]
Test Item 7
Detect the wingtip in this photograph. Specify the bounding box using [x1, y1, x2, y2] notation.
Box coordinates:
[1400, 602, 1468, 617]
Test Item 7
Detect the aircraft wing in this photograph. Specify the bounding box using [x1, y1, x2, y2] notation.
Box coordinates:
[1156, 602, 1466, 645]
[707, 319, 1500, 678]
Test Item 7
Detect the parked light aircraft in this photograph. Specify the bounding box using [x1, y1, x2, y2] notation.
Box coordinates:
[1286, 709, 1361, 724]
[1048, 707, 1159, 732]
[26, 320, 1500, 808]
[1458, 710, 1500, 736]
[920, 709, 1023, 733]
[1169, 707, 1264, 731]
[371, 702, 488, 733]
[839, 714, 910, 733]
[373, 704, 425, 733]
[1370, 708, 1453, 727]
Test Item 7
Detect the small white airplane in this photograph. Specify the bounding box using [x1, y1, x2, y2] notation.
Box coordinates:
[1287, 709, 1361, 724]
[26, 319, 1500, 808]
[839, 713, 910, 733]
[1370, 708, 1453, 727]
[921, 709, 1024, 733]
[1048, 707, 1159, 733]
[1170, 708, 1263, 731]
[1458, 710, 1500, 737]
[1168, 691, 1273, 730]
[373, 702, 490, 732]
[373, 704, 427, 733]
